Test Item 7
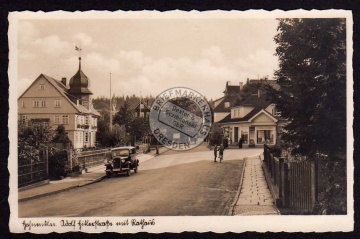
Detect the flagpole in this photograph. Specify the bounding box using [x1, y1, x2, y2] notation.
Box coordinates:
[109, 73, 112, 132]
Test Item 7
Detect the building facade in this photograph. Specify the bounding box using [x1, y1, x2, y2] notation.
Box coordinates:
[213, 81, 243, 123]
[18, 57, 100, 149]
[217, 80, 285, 147]
[133, 100, 151, 118]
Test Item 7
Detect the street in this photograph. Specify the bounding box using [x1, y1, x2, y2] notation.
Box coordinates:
[19, 146, 263, 217]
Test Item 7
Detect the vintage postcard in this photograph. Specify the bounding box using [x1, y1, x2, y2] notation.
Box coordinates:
[8, 10, 353, 233]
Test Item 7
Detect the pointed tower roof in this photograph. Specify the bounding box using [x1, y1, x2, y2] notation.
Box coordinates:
[69, 57, 93, 95]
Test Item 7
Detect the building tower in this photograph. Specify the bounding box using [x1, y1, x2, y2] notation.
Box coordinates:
[69, 57, 93, 109]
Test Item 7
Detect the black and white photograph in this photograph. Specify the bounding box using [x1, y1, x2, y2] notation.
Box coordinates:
[8, 10, 353, 233]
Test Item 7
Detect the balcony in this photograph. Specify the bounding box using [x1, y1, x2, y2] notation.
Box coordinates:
[77, 124, 90, 129]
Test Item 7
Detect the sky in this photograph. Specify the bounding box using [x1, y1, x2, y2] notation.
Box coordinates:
[16, 14, 279, 100]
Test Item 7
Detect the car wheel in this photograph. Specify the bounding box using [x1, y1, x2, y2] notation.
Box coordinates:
[126, 169, 131, 177]
[134, 166, 138, 173]
[106, 171, 111, 178]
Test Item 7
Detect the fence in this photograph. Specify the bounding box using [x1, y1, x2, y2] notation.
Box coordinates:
[263, 144, 317, 212]
[18, 145, 49, 188]
[77, 148, 109, 171]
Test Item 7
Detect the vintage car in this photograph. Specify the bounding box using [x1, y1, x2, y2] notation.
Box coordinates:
[104, 146, 139, 177]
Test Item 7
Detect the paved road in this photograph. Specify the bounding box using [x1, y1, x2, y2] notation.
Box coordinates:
[19, 147, 262, 217]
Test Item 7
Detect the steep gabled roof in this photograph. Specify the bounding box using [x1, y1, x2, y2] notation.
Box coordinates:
[241, 95, 271, 108]
[248, 109, 278, 122]
[218, 107, 277, 124]
[133, 101, 151, 111]
[249, 79, 280, 90]
[224, 85, 241, 95]
[218, 107, 261, 123]
[43, 75, 101, 116]
[19, 74, 100, 117]
[213, 95, 238, 113]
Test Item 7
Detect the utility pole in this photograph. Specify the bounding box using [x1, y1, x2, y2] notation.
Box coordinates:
[109, 73, 112, 132]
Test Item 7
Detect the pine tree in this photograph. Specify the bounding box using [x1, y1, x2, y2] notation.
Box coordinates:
[264, 18, 346, 157]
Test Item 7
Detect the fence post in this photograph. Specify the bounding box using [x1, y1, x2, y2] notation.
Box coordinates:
[278, 157, 284, 202]
[283, 160, 290, 207]
[45, 146, 49, 180]
[263, 145, 267, 166]
[310, 161, 317, 210]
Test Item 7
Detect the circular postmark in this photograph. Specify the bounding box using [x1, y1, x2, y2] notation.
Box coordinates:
[149, 87, 212, 151]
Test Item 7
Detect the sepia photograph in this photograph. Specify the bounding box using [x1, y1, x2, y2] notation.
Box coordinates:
[8, 10, 353, 233]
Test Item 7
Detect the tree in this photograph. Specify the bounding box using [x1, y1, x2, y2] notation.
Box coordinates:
[113, 123, 126, 145]
[18, 121, 53, 148]
[52, 125, 71, 144]
[128, 117, 151, 143]
[264, 18, 346, 157]
[113, 100, 134, 132]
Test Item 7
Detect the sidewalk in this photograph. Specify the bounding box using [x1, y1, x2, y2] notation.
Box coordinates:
[18, 151, 164, 202]
[231, 155, 279, 215]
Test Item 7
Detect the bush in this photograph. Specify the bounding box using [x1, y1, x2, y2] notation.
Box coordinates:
[314, 158, 347, 214]
[268, 144, 282, 157]
[48, 149, 69, 179]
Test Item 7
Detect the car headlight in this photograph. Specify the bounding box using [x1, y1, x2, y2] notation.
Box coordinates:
[121, 159, 125, 163]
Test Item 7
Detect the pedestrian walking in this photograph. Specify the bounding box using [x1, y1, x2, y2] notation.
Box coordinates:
[238, 138, 243, 149]
[218, 144, 224, 163]
[213, 144, 218, 162]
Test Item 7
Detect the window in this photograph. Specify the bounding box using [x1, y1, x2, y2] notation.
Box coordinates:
[54, 100, 61, 108]
[20, 115, 27, 124]
[273, 108, 281, 116]
[257, 130, 273, 144]
[39, 84, 45, 90]
[85, 116, 88, 125]
[85, 132, 89, 142]
[31, 118, 49, 127]
[33, 100, 39, 108]
[62, 115, 69, 124]
[76, 116, 80, 125]
[33, 100, 46, 108]
[21, 100, 25, 108]
[75, 132, 79, 143]
[224, 102, 230, 108]
[54, 115, 61, 124]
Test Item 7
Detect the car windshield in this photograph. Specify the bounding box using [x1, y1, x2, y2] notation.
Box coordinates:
[112, 149, 130, 157]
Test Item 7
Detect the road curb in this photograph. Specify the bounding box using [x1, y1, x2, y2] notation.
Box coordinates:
[18, 185, 79, 202]
[19, 175, 107, 202]
[228, 157, 247, 216]
[78, 175, 107, 187]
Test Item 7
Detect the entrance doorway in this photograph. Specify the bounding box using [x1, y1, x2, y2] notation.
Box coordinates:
[234, 127, 239, 142]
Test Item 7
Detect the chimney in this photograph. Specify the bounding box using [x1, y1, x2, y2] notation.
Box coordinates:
[61, 77, 67, 86]
[239, 82, 243, 90]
